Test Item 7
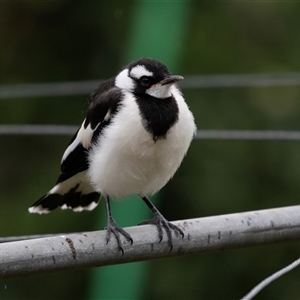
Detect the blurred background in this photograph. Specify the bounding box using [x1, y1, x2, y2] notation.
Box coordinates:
[1, 1, 300, 299]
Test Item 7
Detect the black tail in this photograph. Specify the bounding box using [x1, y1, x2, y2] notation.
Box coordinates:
[29, 174, 100, 214]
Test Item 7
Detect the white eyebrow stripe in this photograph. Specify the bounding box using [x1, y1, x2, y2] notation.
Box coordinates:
[130, 65, 153, 79]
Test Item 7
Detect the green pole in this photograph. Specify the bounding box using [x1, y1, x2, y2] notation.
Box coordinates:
[88, 2, 190, 299]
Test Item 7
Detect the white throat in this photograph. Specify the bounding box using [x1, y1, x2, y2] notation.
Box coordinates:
[146, 84, 173, 99]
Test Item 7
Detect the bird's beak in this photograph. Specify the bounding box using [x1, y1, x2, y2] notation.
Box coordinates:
[161, 75, 184, 86]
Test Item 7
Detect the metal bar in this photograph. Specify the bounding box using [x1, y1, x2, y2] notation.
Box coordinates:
[1, 205, 300, 278]
[0, 233, 73, 244]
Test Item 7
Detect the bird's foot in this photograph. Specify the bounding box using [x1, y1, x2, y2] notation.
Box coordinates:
[105, 216, 133, 255]
[139, 211, 184, 251]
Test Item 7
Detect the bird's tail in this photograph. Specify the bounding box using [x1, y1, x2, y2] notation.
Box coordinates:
[29, 172, 100, 214]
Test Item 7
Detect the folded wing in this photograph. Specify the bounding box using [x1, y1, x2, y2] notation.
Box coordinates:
[29, 79, 123, 214]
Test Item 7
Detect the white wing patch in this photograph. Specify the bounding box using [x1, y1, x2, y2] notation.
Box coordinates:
[78, 121, 96, 149]
[28, 205, 50, 214]
[72, 201, 99, 212]
[61, 119, 96, 164]
[28, 171, 99, 214]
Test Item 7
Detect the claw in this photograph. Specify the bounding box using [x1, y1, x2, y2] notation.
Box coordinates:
[104, 196, 133, 254]
[105, 216, 133, 255]
[139, 211, 184, 251]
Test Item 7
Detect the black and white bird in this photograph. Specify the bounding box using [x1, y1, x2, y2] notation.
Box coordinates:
[29, 58, 196, 252]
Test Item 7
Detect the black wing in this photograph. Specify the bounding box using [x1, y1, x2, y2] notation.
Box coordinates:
[58, 77, 122, 183]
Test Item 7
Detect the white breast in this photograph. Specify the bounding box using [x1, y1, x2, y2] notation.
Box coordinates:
[87, 88, 196, 199]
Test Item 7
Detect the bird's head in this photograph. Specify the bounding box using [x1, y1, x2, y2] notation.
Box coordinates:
[115, 58, 183, 99]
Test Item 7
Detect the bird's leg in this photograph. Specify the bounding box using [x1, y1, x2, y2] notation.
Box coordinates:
[104, 196, 133, 254]
[139, 196, 184, 251]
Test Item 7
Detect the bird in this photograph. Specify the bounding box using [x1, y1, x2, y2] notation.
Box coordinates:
[29, 58, 196, 253]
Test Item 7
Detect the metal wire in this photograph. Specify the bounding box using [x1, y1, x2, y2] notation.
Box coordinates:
[1, 74, 300, 140]
[1, 75, 300, 140]
[0, 80, 101, 99]
[1, 72, 300, 99]
[241, 257, 300, 300]
[195, 130, 300, 141]
[1, 125, 300, 141]
[181, 72, 300, 89]
[0, 124, 77, 136]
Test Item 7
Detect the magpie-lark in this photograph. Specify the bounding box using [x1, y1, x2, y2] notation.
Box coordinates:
[29, 58, 196, 253]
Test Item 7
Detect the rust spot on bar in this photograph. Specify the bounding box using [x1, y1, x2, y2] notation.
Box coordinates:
[65, 238, 77, 260]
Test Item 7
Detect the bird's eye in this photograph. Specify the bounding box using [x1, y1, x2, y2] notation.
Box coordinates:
[139, 76, 152, 87]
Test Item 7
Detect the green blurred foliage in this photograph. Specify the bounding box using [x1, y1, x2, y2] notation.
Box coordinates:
[1, 1, 300, 299]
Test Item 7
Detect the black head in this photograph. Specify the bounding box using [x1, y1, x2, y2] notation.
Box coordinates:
[115, 58, 183, 98]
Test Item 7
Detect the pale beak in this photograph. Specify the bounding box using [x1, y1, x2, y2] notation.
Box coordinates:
[161, 75, 184, 86]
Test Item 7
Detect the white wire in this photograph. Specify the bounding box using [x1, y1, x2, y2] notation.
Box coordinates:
[241, 257, 300, 300]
